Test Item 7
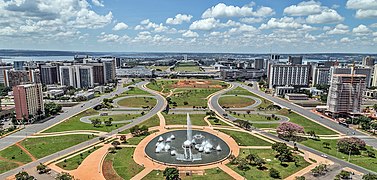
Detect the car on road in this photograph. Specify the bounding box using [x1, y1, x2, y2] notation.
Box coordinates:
[321, 154, 328, 158]
[81, 104, 85, 108]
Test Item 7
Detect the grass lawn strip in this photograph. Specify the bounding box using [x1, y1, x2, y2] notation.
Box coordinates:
[164, 113, 208, 126]
[0, 145, 32, 164]
[142, 168, 233, 180]
[219, 129, 272, 146]
[89, 113, 142, 122]
[119, 115, 160, 134]
[218, 96, 255, 108]
[20, 134, 95, 159]
[300, 138, 377, 172]
[108, 147, 144, 179]
[228, 149, 310, 179]
[43, 109, 128, 133]
[0, 161, 19, 174]
[56, 146, 100, 170]
[117, 97, 156, 108]
[170, 88, 220, 108]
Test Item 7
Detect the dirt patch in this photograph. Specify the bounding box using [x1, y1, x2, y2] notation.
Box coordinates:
[0, 156, 24, 166]
[172, 80, 222, 89]
[102, 157, 123, 180]
[15, 143, 37, 161]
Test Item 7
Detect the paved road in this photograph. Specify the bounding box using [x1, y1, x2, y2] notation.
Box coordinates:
[209, 82, 376, 174]
[237, 82, 377, 149]
[0, 81, 167, 179]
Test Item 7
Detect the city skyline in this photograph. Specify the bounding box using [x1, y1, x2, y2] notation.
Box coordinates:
[0, 0, 376, 53]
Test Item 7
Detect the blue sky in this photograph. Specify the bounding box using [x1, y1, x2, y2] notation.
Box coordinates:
[0, 0, 376, 53]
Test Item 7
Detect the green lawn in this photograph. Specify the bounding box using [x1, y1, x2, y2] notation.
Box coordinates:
[107, 147, 144, 180]
[117, 97, 156, 108]
[0, 145, 32, 164]
[219, 96, 255, 108]
[120, 115, 160, 134]
[228, 149, 310, 179]
[253, 123, 279, 129]
[0, 161, 19, 174]
[219, 129, 272, 146]
[169, 88, 219, 107]
[207, 117, 231, 126]
[56, 146, 100, 170]
[224, 87, 272, 108]
[122, 79, 142, 87]
[43, 109, 129, 133]
[20, 134, 94, 159]
[300, 138, 377, 172]
[147, 66, 171, 71]
[173, 65, 202, 72]
[146, 80, 178, 93]
[164, 113, 208, 126]
[121, 87, 150, 96]
[231, 113, 279, 122]
[142, 168, 233, 180]
[89, 113, 142, 122]
[278, 109, 337, 135]
[126, 135, 149, 145]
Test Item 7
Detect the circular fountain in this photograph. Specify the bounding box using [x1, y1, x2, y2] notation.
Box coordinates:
[145, 113, 231, 166]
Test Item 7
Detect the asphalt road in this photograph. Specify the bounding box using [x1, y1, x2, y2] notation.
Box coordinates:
[209, 81, 376, 174]
[0, 80, 167, 179]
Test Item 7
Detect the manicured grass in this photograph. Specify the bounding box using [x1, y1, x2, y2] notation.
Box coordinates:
[20, 134, 95, 159]
[207, 117, 230, 126]
[224, 87, 272, 108]
[122, 78, 142, 87]
[117, 97, 156, 108]
[120, 115, 160, 134]
[146, 80, 178, 93]
[0, 161, 19, 174]
[170, 88, 220, 108]
[300, 138, 377, 172]
[107, 147, 144, 180]
[278, 109, 337, 135]
[147, 66, 171, 71]
[0, 145, 32, 164]
[164, 113, 208, 126]
[56, 146, 100, 170]
[122, 87, 150, 96]
[142, 168, 233, 180]
[253, 123, 279, 129]
[228, 149, 310, 179]
[231, 113, 279, 122]
[219, 96, 255, 108]
[89, 113, 142, 122]
[174, 65, 202, 72]
[43, 109, 128, 133]
[219, 129, 272, 146]
[126, 135, 149, 145]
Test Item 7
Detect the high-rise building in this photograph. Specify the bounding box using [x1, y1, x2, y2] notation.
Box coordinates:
[59, 66, 76, 87]
[270, 54, 280, 61]
[0, 66, 12, 85]
[254, 59, 265, 69]
[13, 83, 44, 120]
[329, 66, 372, 87]
[115, 57, 121, 68]
[103, 60, 116, 83]
[362, 56, 375, 67]
[288, 56, 303, 65]
[312, 66, 330, 86]
[75, 65, 93, 89]
[268, 64, 310, 89]
[13, 61, 25, 70]
[90, 63, 105, 85]
[327, 74, 366, 116]
[4, 70, 31, 87]
[40, 65, 59, 85]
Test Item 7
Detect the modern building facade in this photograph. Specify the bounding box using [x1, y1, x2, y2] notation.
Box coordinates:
[13, 61, 25, 70]
[329, 66, 372, 87]
[268, 64, 310, 89]
[312, 67, 330, 86]
[103, 60, 116, 83]
[13, 83, 44, 120]
[40, 65, 59, 85]
[288, 56, 303, 65]
[0, 66, 12, 85]
[362, 56, 375, 67]
[4, 70, 31, 87]
[254, 59, 265, 70]
[59, 66, 76, 87]
[327, 74, 366, 116]
[75, 65, 94, 89]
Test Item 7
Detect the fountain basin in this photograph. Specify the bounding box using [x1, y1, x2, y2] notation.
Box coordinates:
[145, 130, 231, 166]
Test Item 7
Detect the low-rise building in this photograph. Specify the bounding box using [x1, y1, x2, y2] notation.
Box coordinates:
[285, 93, 309, 100]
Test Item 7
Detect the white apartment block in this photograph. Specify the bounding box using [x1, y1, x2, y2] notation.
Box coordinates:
[268, 64, 310, 89]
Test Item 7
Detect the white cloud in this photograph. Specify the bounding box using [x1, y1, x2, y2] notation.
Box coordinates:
[112, 22, 128, 31]
[340, 37, 351, 43]
[92, 0, 104, 7]
[284, 1, 323, 16]
[135, 19, 174, 33]
[306, 9, 344, 24]
[352, 24, 372, 35]
[260, 17, 306, 29]
[166, 14, 193, 25]
[182, 30, 199, 38]
[346, 0, 377, 18]
[370, 23, 377, 28]
[98, 33, 130, 43]
[239, 17, 264, 23]
[189, 18, 220, 31]
[326, 24, 349, 34]
[201, 3, 274, 18]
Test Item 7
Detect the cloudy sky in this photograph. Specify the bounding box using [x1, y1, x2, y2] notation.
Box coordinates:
[0, 0, 376, 53]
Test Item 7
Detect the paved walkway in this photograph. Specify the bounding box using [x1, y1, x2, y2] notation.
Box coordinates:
[218, 164, 245, 180]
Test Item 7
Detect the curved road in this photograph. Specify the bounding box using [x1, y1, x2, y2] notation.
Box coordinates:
[0, 80, 167, 179]
[209, 81, 377, 174]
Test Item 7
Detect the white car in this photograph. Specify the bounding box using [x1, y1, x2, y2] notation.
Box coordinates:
[321, 154, 328, 158]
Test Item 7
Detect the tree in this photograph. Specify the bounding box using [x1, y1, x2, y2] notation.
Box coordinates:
[295, 176, 305, 180]
[44, 102, 62, 116]
[335, 170, 351, 180]
[272, 142, 294, 164]
[234, 119, 252, 130]
[15, 171, 35, 180]
[91, 119, 101, 127]
[337, 137, 366, 155]
[254, 156, 266, 169]
[163, 167, 180, 180]
[111, 141, 121, 149]
[370, 120, 377, 134]
[55, 172, 74, 180]
[362, 173, 377, 180]
[104, 118, 113, 126]
[269, 168, 280, 179]
[108, 147, 116, 153]
[323, 142, 330, 149]
[120, 135, 127, 143]
[36, 163, 50, 174]
[311, 164, 328, 176]
[237, 158, 250, 171]
[277, 122, 304, 140]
